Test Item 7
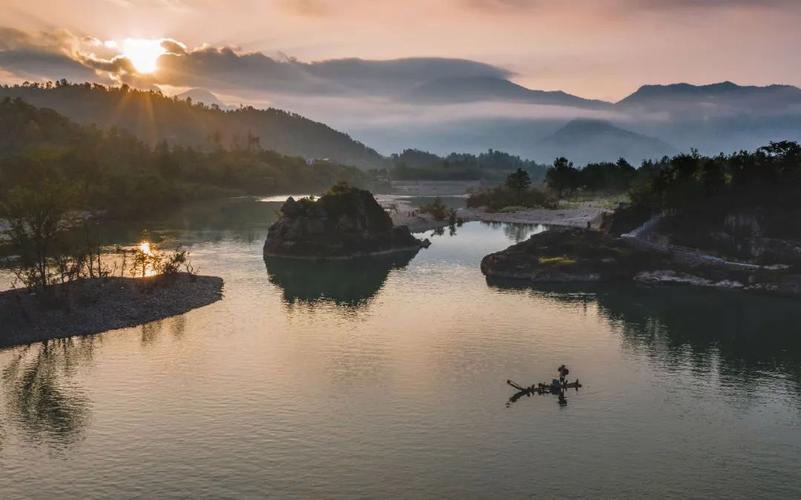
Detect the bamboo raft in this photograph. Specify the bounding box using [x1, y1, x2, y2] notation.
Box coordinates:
[506, 379, 581, 403]
[506, 378, 582, 395]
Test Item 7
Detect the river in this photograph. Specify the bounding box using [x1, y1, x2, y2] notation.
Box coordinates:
[1, 196, 800, 498]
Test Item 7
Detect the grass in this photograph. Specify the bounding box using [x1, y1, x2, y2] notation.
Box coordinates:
[498, 206, 529, 213]
[538, 256, 577, 266]
[558, 193, 630, 210]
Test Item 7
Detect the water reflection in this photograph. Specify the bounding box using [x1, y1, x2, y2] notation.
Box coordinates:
[488, 279, 801, 399]
[141, 317, 187, 346]
[2, 338, 95, 449]
[480, 222, 547, 243]
[265, 250, 419, 308]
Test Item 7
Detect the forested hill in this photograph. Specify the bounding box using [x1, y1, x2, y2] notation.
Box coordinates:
[0, 82, 386, 170]
[0, 97, 371, 215]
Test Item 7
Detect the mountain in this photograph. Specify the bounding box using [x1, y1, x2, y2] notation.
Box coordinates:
[175, 88, 227, 108]
[406, 77, 610, 108]
[0, 84, 386, 169]
[0, 97, 372, 212]
[537, 119, 675, 165]
[617, 81, 801, 114]
[615, 81, 801, 154]
[360, 81, 801, 163]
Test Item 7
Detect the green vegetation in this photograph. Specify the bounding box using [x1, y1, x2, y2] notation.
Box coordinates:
[0, 181, 191, 292]
[467, 169, 556, 211]
[619, 141, 801, 260]
[538, 256, 577, 266]
[418, 198, 451, 221]
[390, 148, 548, 181]
[0, 97, 371, 216]
[545, 157, 636, 198]
[0, 81, 384, 169]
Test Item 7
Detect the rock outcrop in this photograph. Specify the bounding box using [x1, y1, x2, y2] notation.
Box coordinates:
[264, 185, 429, 259]
[481, 227, 801, 298]
[481, 227, 663, 283]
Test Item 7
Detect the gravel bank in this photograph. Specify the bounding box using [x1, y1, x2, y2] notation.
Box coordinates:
[0, 273, 223, 349]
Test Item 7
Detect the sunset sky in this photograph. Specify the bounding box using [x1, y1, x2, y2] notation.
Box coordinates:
[2, 0, 801, 102]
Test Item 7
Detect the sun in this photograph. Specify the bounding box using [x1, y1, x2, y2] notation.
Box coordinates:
[138, 241, 154, 256]
[122, 38, 165, 74]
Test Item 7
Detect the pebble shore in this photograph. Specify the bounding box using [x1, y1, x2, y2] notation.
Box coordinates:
[0, 273, 223, 349]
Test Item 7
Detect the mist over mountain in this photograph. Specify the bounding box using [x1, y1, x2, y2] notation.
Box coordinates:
[537, 119, 675, 165]
[3, 77, 800, 169]
[342, 79, 801, 165]
[406, 77, 610, 109]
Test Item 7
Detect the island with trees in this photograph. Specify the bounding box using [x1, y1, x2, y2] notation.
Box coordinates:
[264, 183, 430, 259]
[0, 186, 223, 347]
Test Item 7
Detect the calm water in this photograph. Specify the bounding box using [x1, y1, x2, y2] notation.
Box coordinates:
[1, 198, 801, 498]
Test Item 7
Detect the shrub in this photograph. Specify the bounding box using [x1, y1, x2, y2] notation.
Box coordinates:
[418, 197, 450, 221]
[467, 186, 557, 212]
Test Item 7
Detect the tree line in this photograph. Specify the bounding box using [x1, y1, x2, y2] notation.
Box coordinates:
[389, 148, 549, 182]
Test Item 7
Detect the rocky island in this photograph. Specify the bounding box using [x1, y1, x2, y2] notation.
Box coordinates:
[481, 225, 801, 298]
[264, 184, 429, 259]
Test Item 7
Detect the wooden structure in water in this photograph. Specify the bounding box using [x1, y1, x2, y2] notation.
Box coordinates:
[506, 378, 582, 395]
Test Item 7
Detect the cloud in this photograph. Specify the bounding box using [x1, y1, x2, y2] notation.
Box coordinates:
[160, 39, 187, 55]
[125, 45, 513, 99]
[0, 26, 516, 103]
[0, 27, 107, 82]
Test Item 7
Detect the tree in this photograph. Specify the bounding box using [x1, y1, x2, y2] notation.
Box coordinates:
[1, 183, 80, 289]
[506, 168, 531, 192]
[545, 157, 579, 198]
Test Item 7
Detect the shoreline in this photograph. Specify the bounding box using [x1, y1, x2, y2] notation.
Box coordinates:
[480, 227, 801, 299]
[263, 244, 427, 261]
[391, 203, 608, 233]
[0, 273, 224, 349]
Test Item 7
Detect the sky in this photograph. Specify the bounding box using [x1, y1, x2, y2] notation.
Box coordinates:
[2, 0, 801, 102]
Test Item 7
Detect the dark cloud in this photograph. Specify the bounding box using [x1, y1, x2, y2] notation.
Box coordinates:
[160, 39, 187, 55]
[77, 53, 136, 74]
[0, 27, 105, 82]
[132, 46, 512, 98]
[0, 27, 513, 100]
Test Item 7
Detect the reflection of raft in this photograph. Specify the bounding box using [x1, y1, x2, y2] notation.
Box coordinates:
[507, 378, 582, 395]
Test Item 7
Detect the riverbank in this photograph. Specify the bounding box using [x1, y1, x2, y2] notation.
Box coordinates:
[0, 273, 224, 349]
[390, 201, 608, 233]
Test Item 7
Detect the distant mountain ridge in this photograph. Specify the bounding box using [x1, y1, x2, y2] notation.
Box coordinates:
[0, 84, 386, 169]
[3, 79, 800, 169]
[538, 119, 675, 165]
[356, 79, 801, 163]
[618, 81, 801, 105]
[406, 76, 611, 109]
